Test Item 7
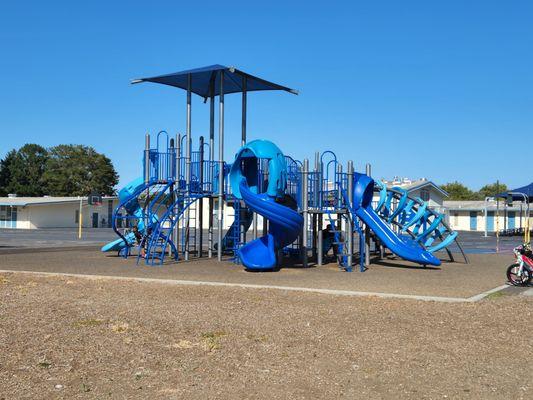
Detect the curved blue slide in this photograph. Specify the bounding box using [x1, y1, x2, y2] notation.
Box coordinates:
[351, 173, 441, 266]
[230, 140, 303, 271]
[101, 177, 151, 253]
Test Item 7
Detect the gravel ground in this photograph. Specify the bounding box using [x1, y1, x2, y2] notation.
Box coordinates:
[1, 273, 532, 399]
[0, 249, 512, 298]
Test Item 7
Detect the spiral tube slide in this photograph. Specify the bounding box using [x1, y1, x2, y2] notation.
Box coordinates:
[230, 140, 303, 271]
[352, 173, 441, 266]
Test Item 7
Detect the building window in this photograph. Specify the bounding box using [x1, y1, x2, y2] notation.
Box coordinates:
[75, 209, 79, 223]
[0, 206, 17, 228]
[420, 189, 430, 202]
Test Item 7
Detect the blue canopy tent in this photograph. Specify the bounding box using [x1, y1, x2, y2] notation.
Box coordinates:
[132, 64, 298, 99]
[495, 182, 532, 243]
[496, 182, 533, 203]
[132, 64, 298, 261]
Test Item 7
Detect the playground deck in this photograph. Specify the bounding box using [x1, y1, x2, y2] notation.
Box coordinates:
[1, 270, 531, 399]
[0, 248, 516, 299]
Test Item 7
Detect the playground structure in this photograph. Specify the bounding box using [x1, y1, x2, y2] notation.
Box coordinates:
[102, 65, 465, 271]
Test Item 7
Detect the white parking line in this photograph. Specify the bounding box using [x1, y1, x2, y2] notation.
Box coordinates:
[0, 269, 509, 303]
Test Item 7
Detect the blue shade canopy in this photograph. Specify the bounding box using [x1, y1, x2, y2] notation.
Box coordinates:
[132, 64, 298, 99]
[496, 182, 533, 202]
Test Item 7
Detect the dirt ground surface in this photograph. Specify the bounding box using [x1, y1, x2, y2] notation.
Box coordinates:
[0, 248, 514, 298]
[0, 272, 532, 399]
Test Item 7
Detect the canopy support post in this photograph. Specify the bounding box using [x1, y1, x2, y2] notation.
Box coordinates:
[241, 76, 247, 146]
[185, 73, 192, 261]
[217, 71, 225, 262]
[365, 163, 371, 267]
[208, 83, 215, 259]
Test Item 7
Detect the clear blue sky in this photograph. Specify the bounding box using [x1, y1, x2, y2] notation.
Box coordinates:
[1, 1, 531, 190]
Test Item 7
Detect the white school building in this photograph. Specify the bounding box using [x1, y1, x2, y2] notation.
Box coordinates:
[0, 195, 119, 229]
[0, 195, 253, 230]
[443, 200, 532, 233]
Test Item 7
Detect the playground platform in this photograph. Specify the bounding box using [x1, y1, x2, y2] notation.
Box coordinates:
[0, 247, 517, 299]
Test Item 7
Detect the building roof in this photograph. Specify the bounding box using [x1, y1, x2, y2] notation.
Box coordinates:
[382, 178, 449, 198]
[0, 196, 116, 207]
[443, 200, 527, 211]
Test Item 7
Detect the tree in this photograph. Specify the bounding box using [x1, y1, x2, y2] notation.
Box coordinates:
[43, 145, 118, 196]
[0, 144, 49, 196]
[0, 149, 17, 196]
[441, 181, 479, 200]
[477, 182, 507, 200]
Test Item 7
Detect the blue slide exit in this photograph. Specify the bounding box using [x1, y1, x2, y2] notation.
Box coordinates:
[230, 140, 303, 271]
[351, 173, 441, 266]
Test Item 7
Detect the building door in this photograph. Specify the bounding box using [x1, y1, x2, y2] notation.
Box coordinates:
[508, 211, 516, 230]
[92, 213, 99, 228]
[486, 211, 495, 232]
[469, 211, 477, 231]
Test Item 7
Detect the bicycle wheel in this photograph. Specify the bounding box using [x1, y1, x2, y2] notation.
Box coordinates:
[507, 263, 531, 286]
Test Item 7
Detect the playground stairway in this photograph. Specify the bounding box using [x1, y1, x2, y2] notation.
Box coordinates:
[144, 192, 207, 266]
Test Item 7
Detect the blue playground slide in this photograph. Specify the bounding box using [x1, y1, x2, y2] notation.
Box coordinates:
[230, 140, 303, 270]
[101, 177, 151, 253]
[350, 173, 441, 266]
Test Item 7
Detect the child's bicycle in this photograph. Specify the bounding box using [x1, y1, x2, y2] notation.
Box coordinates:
[506, 243, 533, 286]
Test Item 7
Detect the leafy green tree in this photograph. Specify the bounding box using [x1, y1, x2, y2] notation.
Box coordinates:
[477, 182, 507, 200]
[1, 144, 49, 196]
[0, 149, 17, 196]
[441, 181, 480, 200]
[43, 145, 118, 196]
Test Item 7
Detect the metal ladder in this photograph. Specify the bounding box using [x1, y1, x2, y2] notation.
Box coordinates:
[227, 198, 244, 263]
[183, 202, 198, 257]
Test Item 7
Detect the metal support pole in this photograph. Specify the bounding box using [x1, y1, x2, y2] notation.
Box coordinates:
[262, 161, 269, 236]
[241, 75, 247, 146]
[217, 71, 225, 261]
[364, 163, 371, 266]
[208, 88, 215, 258]
[184, 73, 192, 261]
[198, 136, 204, 257]
[302, 159, 309, 267]
[78, 197, 83, 239]
[317, 229, 323, 266]
[169, 137, 176, 256]
[314, 152, 320, 208]
[144, 134, 150, 184]
[347, 161, 354, 268]
[336, 163, 342, 229]
[312, 213, 317, 260]
[484, 197, 488, 238]
[496, 182, 500, 252]
[143, 133, 151, 254]
[253, 213, 258, 240]
[359, 231, 365, 272]
[318, 212, 323, 266]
